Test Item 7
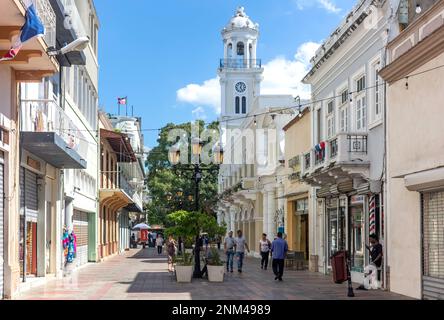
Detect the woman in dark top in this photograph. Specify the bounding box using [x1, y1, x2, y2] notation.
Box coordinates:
[167, 235, 177, 272]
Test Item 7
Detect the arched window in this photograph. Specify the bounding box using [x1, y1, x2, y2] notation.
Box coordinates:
[235, 96, 240, 114]
[227, 43, 233, 59]
[237, 42, 245, 56]
[242, 97, 247, 114]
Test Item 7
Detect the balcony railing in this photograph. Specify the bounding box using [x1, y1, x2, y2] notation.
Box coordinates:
[100, 169, 135, 199]
[20, 99, 87, 158]
[314, 148, 326, 166]
[347, 134, 368, 154]
[21, 0, 57, 48]
[302, 132, 369, 177]
[220, 59, 262, 69]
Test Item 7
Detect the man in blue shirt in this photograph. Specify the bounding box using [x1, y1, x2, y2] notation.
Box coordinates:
[271, 232, 288, 281]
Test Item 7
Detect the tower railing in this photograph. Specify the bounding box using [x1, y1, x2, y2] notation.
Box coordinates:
[220, 58, 262, 69]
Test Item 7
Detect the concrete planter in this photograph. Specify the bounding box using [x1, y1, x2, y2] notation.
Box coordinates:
[176, 266, 193, 283]
[207, 265, 225, 282]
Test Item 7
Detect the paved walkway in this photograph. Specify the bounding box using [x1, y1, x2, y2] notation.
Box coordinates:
[16, 248, 411, 300]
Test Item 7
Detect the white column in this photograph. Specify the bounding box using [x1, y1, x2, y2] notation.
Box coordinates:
[267, 188, 276, 240]
[277, 184, 285, 231]
[230, 207, 236, 233]
[262, 191, 268, 234]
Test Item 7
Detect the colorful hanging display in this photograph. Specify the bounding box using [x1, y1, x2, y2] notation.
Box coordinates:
[62, 226, 77, 264]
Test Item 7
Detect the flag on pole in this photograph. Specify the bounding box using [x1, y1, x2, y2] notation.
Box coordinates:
[118, 97, 127, 105]
[0, 1, 45, 62]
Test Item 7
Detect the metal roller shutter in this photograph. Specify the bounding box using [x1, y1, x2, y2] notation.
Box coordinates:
[73, 210, 89, 266]
[422, 191, 444, 300]
[20, 168, 38, 222]
[0, 155, 4, 299]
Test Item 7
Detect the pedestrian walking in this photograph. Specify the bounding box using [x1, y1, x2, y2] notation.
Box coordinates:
[259, 233, 271, 270]
[156, 234, 164, 255]
[167, 235, 177, 272]
[216, 235, 221, 250]
[234, 230, 250, 273]
[271, 232, 288, 281]
[224, 231, 236, 273]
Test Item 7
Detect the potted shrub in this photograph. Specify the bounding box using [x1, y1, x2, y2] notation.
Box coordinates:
[207, 248, 225, 282]
[174, 252, 193, 283]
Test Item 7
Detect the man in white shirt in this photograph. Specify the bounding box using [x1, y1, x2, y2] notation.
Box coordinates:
[234, 230, 250, 273]
[224, 231, 236, 273]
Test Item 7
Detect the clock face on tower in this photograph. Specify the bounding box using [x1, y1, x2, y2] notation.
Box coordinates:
[235, 82, 247, 93]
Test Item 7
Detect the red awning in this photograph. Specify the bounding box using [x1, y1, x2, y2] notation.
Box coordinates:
[100, 129, 137, 162]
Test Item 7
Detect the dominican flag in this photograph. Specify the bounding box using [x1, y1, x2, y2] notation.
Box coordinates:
[118, 97, 127, 105]
[0, 1, 45, 62]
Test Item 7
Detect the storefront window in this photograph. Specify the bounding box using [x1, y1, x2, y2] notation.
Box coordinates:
[351, 207, 365, 272]
[327, 198, 346, 266]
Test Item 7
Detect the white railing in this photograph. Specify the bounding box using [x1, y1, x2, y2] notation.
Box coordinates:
[60, 0, 88, 37]
[20, 99, 88, 158]
[302, 132, 369, 176]
[20, 0, 57, 48]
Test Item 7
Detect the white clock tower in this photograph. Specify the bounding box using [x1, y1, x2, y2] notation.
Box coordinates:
[218, 7, 264, 130]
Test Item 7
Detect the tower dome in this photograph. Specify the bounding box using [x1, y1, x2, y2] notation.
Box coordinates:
[224, 7, 259, 31]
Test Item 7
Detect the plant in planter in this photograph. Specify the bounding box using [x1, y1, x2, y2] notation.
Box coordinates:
[174, 252, 194, 283]
[207, 248, 225, 282]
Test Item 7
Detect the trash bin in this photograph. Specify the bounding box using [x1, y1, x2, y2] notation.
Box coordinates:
[330, 251, 348, 284]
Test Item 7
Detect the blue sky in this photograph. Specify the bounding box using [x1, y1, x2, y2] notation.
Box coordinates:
[95, 0, 356, 148]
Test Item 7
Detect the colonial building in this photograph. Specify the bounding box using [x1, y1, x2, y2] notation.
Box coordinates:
[301, 0, 394, 283]
[1, 0, 61, 299]
[282, 108, 312, 269]
[108, 115, 145, 253]
[380, 0, 444, 300]
[98, 113, 140, 259]
[216, 7, 294, 256]
[0, 0, 99, 298]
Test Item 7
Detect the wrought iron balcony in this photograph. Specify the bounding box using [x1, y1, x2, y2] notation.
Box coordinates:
[20, 99, 87, 169]
[302, 132, 369, 178]
[23, 0, 57, 49]
[220, 58, 262, 69]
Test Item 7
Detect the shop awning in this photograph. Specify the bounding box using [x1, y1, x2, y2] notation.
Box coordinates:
[404, 167, 444, 192]
[100, 129, 136, 162]
[21, 132, 86, 169]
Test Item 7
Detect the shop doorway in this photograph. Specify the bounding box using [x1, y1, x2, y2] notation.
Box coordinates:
[422, 191, 444, 299]
[293, 199, 309, 261]
[19, 168, 39, 278]
[350, 195, 366, 273]
[326, 198, 346, 269]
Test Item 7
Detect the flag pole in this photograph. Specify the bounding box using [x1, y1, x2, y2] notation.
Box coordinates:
[126, 97, 128, 116]
[132, 105, 134, 117]
[118, 98, 120, 116]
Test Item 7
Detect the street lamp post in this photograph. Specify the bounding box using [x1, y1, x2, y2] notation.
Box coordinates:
[169, 139, 224, 278]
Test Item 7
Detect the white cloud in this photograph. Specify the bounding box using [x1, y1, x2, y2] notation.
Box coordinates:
[294, 0, 342, 14]
[191, 106, 207, 120]
[176, 41, 321, 114]
[176, 78, 221, 114]
[261, 41, 321, 99]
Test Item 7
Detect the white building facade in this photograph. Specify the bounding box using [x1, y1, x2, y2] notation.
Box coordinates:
[217, 7, 295, 256]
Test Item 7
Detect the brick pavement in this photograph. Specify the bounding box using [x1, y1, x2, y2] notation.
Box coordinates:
[15, 248, 412, 300]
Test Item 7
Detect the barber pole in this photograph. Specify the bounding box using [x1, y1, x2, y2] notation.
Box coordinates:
[369, 195, 376, 235]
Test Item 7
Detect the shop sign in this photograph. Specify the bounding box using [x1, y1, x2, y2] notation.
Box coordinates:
[27, 156, 41, 171]
[350, 195, 365, 205]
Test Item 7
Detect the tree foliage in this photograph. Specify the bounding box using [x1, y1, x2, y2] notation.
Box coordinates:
[165, 210, 226, 248]
[145, 121, 220, 226]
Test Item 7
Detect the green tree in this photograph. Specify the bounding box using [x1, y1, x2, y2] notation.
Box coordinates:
[165, 210, 226, 248]
[145, 121, 220, 226]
